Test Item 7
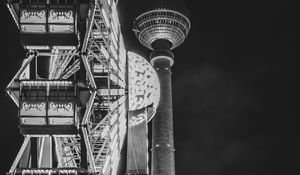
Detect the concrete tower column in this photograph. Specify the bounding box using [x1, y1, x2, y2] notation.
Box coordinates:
[150, 50, 175, 175]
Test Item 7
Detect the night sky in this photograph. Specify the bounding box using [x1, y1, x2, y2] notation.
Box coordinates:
[0, 0, 298, 174]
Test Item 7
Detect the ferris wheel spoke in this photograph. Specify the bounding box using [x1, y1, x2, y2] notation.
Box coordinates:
[60, 58, 81, 79]
[54, 136, 81, 168]
[81, 128, 96, 173]
[49, 49, 77, 79]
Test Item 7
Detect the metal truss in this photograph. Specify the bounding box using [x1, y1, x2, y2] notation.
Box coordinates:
[6, 0, 128, 175]
[80, 1, 127, 174]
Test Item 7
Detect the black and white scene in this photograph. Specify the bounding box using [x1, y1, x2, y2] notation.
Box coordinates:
[0, 0, 297, 175]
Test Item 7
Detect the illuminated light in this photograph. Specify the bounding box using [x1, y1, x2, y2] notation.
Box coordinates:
[21, 80, 73, 87]
[48, 25, 74, 33]
[20, 102, 46, 116]
[53, 135, 77, 138]
[48, 10, 74, 23]
[52, 46, 77, 50]
[20, 9, 46, 23]
[20, 169, 78, 174]
[48, 102, 74, 116]
[150, 55, 174, 66]
[128, 51, 160, 112]
[20, 118, 46, 125]
[98, 89, 125, 96]
[48, 118, 74, 125]
[20, 24, 46, 33]
[25, 46, 50, 50]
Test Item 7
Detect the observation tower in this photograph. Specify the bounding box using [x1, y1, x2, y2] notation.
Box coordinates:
[133, 0, 191, 175]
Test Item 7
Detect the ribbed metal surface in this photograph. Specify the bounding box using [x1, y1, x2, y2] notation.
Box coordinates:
[133, 0, 190, 50]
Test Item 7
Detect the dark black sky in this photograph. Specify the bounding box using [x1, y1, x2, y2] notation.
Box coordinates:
[0, 0, 298, 174]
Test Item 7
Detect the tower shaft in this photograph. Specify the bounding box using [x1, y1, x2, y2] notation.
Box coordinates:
[151, 57, 175, 175]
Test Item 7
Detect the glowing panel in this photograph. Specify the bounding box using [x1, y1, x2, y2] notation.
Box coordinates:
[20, 25, 46, 33]
[48, 25, 74, 33]
[48, 118, 74, 125]
[20, 101, 46, 116]
[20, 9, 46, 23]
[20, 118, 46, 125]
[48, 101, 74, 116]
[128, 51, 160, 111]
[48, 10, 74, 23]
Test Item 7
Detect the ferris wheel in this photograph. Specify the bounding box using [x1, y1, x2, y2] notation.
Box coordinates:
[5, 0, 160, 174]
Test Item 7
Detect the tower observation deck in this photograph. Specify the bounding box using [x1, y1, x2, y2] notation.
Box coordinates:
[133, 0, 191, 175]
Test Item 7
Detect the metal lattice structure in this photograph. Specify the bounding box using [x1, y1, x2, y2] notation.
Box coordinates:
[5, 0, 127, 174]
